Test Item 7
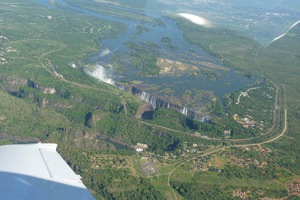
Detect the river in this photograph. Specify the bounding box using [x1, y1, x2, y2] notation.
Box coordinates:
[36, 0, 258, 116]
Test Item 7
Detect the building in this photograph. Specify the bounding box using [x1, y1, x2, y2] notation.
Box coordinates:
[136, 143, 148, 149]
[136, 148, 144, 152]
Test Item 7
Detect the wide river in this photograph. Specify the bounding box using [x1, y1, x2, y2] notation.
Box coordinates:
[36, 0, 258, 109]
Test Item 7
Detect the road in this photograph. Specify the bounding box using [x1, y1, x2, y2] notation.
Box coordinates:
[36, 40, 290, 200]
[37, 39, 284, 147]
[233, 108, 287, 147]
[235, 87, 259, 105]
[37, 39, 288, 148]
[37, 43, 128, 115]
[165, 108, 288, 199]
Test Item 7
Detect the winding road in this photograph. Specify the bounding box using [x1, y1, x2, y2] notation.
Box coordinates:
[233, 108, 287, 147]
[33, 37, 284, 147]
[165, 108, 288, 200]
[36, 40, 128, 115]
[34, 37, 289, 200]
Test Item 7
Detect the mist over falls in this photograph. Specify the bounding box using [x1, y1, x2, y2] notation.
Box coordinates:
[99, 48, 111, 57]
[87, 64, 115, 85]
[44, 0, 258, 121]
[85, 65, 194, 120]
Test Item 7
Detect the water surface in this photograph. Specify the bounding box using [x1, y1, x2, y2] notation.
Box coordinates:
[36, 0, 257, 111]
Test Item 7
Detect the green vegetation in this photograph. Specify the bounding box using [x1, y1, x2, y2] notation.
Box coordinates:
[170, 146, 291, 199]
[167, 10, 300, 199]
[175, 17, 262, 73]
[59, 146, 165, 200]
[146, 93, 271, 138]
[161, 36, 172, 44]
[0, 0, 131, 143]
[0, 90, 71, 139]
[223, 81, 276, 136]
[135, 24, 149, 37]
[171, 181, 235, 200]
[201, 68, 222, 81]
[63, 0, 164, 26]
[259, 27, 300, 174]
[0, 0, 299, 199]
[114, 41, 161, 76]
[161, 36, 176, 49]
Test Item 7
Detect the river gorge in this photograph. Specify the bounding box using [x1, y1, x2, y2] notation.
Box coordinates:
[37, 0, 258, 120]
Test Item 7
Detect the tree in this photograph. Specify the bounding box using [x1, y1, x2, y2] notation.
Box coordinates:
[85, 112, 93, 128]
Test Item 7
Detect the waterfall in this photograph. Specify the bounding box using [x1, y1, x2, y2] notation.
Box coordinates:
[139, 91, 200, 119]
[141, 92, 174, 111]
[201, 115, 210, 122]
[180, 107, 188, 116]
[141, 92, 157, 109]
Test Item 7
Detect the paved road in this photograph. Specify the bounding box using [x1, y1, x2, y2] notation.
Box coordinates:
[38, 45, 128, 115]
[233, 108, 287, 147]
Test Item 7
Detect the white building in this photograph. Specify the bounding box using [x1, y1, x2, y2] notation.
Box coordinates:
[136, 148, 144, 152]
